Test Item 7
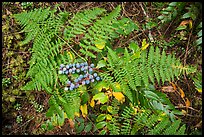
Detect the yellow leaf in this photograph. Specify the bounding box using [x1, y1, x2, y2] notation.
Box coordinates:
[74, 112, 80, 117]
[141, 39, 149, 50]
[179, 87, 185, 98]
[185, 98, 191, 108]
[196, 88, 202, 93]
[80, 104, 88, 117]
[90, 98, 95, 108]
[107, 106, 113, 113]
[95, 40, 106, 49]
[189, 20, 193, 29]
[181, 109, 187, 115]
[170, 82, 177, 91]
[112, 92, 125, 103]
[67, 51, 74, 62]
[106, 114, 112, 121]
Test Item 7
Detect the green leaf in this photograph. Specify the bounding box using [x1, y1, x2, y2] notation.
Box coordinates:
[96, 60, 107, 68]
[47, 120, 54, 130]
[176, 25, 187, 30]
[96, 121, 106, 129]
[195, 37, 202, 45]
[96, 114, 106, 122]
[77, 123, 85, 133]
[46, 106, 55, 117]
[144, 90, 160, 101]
[81, 92, 90, 105]
[93, 92, 108, 104]
[158, 15, 164, 20]
[172, 110, 183, 115]
[84, 122, 92, 132]
[169, 2, 177, 6]
[58, 95, 67, 104]
[129, 42, 140, 53]
[197, 30, 202, 37]
[94, 81, 109, 92]
[100, 129, 107, 135]
[182, 12, 191, 19]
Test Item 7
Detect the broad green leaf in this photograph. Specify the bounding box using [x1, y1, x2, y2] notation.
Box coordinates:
[158, 15, 164, 20]
[95, 40, 106, 49]
[100, 105, 108, 111]
[96, 114, 106, 122]
[46, 106, 55, 117]
[93, 92, 108, 104]
[197, 30, 202, 37]
[96, 60, 107, 68]
[129, 42, 140, 53]
[47, 120, 54, 130]
[84, 122, 92, 132]
[76, 123, 84, 133]
[94, 81, 109, 92]
[96, 121, 106, 129]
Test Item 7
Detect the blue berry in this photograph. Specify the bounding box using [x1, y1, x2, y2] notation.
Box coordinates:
[69, 64, 72, 67]
[91, 79, 95, 83]
[74, 79, 78, 83]
[72, 71, 75, 74]
[76, 63, 80, 68]
[96, 76, 100, 81]
[63, 67, 67, 72]
[72, 67, 76, 71]
[66, 65, 69, 69]
[67, 80, 71, 85]
[90, 64, 94, 68]
[75, 83, 79, 88]
[70, 83, 75, 88]
[69, 69, 72, 73]
[58, 70, 63, 74]
[76, 69, 80, 73]
[84, 62, 88, 66]
[65, 70, 69, 74]
[89, 68, 93, 73]
[60, 64, 65, 69]
[84, 66, 88, 70]
[79, 75, 83, 79]
[72, 64, 76, 67]
[69, 87, 74, 91]
[89, 75, 94, 79]
[81, 67, 85, 71]
[64, 87, 68, 91]
[84, 74, 88, 78]
[85, 80, 90, 84]
[93, 73, 97, 77]
[82, 81, 86, 85]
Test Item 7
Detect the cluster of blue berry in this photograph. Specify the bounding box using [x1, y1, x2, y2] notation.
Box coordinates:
[59, 62, 101, 91]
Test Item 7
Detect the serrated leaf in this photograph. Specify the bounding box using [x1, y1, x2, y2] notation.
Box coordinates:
[96, 121, 106, 129]
[93, 92, 108, 104]
[80, 104, 88, 117]
[112, 92, 125, 103]
[96, 60, 106, 68]
[96, 114, 106, 122]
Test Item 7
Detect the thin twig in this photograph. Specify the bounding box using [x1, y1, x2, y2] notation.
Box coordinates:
[139, 2, 154, 42]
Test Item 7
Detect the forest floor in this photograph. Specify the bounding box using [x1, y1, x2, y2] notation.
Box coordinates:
[2, 2, 202, 135]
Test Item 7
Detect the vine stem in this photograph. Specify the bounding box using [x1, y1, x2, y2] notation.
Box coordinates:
[55, 34, 87, 62]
